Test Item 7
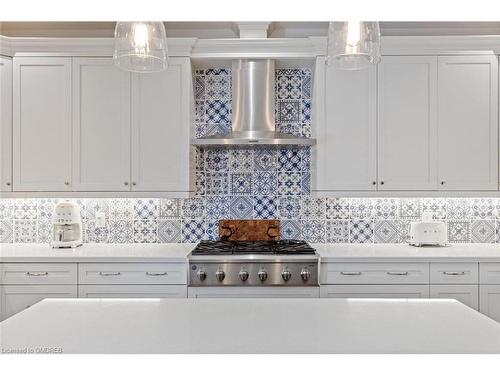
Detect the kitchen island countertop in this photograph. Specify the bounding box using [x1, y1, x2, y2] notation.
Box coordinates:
[1, 298, 499, 354]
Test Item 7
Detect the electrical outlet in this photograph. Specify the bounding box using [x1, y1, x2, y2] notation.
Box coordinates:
[95, 212, 106, 228]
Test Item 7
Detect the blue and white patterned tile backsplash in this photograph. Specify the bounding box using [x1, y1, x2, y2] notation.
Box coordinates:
[1, 68, 500, 245]
[1, 197, 500, 244]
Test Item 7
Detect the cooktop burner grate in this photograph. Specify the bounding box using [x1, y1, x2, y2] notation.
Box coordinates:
[191, 240, 316, 255]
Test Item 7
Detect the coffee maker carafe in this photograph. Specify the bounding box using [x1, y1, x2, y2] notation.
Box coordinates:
[51, 201, 83, 248]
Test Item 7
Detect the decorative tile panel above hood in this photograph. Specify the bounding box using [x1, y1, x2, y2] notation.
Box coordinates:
[192, 66, 312, 200]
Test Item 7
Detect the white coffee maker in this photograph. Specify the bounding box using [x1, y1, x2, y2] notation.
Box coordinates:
[51, 201, 83, 248]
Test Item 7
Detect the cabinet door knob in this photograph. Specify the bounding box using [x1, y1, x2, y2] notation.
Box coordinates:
[372, 181, 376, 185]
[6, 182, 11, 186]
[441, 181, 445, 185]
[124, 182, 129, 186]
[64, 181, 70, 186]
[380, 181, 385, 185]
[132, 182, 137, 186]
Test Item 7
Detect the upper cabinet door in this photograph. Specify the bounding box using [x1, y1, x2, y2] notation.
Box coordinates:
[13, 57, 72, 191]
[378, 56, 438, 190]
[0, 57, 12, 192]
[438, 55, 499, 190]
[314, 57, 377, 191]
[131, 57, 193, 192]
[72, 58, 131, 191]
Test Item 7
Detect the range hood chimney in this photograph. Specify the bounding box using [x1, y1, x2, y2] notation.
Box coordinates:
[191, 59, 316, 146]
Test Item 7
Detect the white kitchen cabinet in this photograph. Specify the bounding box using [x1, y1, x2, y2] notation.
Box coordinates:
[377, 56, 438, 190]
[437, 55, 498, 190]
[0, 263, 77, 285]
[72, 58, 131, 191]
[430, 262, 478, 284]
[78, 263, 187, 285]
[430, 284, 478, 310]
[78, 284, 187, 298]
[188, 287, 320, 298]
[131, 57, 193, 192]
[479, 285, 500, 322]
[1, 285, 77, 321]
[0, 56, 12, 191]
[314, 57, 377, 191]
[479, 263, 500, 322]
[320, 262, 429, 285]
[12, 57, 72, 191]
[479, 263, 500, 284]
[320, 285, 430, 298]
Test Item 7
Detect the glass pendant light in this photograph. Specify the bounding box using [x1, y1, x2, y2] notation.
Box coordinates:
[326, 21, 381, 70]
[113, 22, 168, 73]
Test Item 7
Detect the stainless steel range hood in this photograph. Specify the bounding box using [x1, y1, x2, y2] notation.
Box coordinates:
[192, 59, 316, 146]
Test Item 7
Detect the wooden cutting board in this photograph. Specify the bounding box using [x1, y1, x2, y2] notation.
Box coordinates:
[218, 220, 280, 241]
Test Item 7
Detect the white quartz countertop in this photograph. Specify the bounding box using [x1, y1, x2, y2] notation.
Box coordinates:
[1, 298, 499, 354]
[1, 243, 500, 263]
[0, 243, 194, 262]
[313, 243, 500, 262]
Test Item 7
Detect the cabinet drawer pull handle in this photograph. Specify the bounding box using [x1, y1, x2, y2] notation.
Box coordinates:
[99, 272, 121, 276]
[146, 272, 168, 276]
[387, 271, 409, 276]
[340, 271, 362, 276]
[443, 271, 465, 276]
[26, 271, 49, 277]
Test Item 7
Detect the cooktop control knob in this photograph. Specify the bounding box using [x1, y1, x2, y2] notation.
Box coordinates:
[197, 269, 207, 281]
[300, 268, 311, 282]
[215, 269, 225, 282]
[258, 269, 268, 282]
[281, 269, 292, 282]
[239, 269, 249, 282]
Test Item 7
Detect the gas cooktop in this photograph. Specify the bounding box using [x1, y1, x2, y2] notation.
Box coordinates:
[188, 240, 319, 287]
[191, 240, 316, 255]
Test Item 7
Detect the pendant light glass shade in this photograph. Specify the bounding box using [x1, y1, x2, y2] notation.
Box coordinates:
[113, 22, 168, 73]
[326, 21, 381, 70]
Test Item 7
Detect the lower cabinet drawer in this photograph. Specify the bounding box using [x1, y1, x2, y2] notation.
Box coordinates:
[78, 263, 187, 285]
[188, 287, 320, 298]
[479, 263, 500, 284]
[430, 284, 479, 310]
[320, 263, 429, 284]
[479, 285, 500, 323]
[430, 263, 478, 284]
[0, 263, 77, 285]
[320, 285, 430, 298]
[78, 284, 187, 298]
[1, 285, 77, 321]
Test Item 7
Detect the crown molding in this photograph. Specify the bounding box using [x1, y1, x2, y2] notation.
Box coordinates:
[191, 37, 324, 59]
[0, 36, 14, 56]
[2, 35, 500, 59]
[234, 22, 272, 39]
[0, 36, 197, 57]
[381, 35, 500, 55]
